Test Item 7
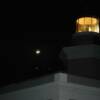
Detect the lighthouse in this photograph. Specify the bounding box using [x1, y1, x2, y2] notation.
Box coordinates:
[0, 17, 100, 100]
[60, 17, 100, 78]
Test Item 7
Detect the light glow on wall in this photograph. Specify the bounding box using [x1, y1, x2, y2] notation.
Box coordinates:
[76, 17, 99, 33]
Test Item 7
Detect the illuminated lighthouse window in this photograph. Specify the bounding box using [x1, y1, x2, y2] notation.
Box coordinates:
[76, 17, 99, 33]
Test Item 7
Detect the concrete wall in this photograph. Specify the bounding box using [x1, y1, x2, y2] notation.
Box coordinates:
[59, 82, 100, 100]
[0, 73, 60, 100]
[0, 82, 59, 100]
[60, 44, 100, 79]
[0, 73, 100, 100]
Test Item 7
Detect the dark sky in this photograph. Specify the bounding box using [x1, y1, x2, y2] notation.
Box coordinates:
[0, 0, 100, 87]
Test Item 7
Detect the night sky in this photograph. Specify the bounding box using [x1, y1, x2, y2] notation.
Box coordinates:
[0, 0, 100, 87]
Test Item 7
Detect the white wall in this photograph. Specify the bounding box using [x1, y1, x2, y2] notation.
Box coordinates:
[58, 82, 100, 100]
[0, 73, 100, 100]
[0, 82, 59, 100]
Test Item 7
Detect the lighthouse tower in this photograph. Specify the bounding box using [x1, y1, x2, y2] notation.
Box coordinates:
[0, 17, 100, 100]
[60, 17, 100, 78]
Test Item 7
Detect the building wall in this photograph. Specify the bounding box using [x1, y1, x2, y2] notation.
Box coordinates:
[0, 73, 100, 100]
[60, 44, 100, 79]
[0, 82, 59, 100]
[59, 82, 100, 100]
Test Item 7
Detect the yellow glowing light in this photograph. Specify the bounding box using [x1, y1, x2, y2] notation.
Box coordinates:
[77, 17, 97, 25]
[76, 17, 99, 33]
